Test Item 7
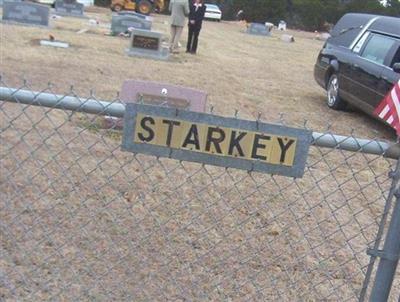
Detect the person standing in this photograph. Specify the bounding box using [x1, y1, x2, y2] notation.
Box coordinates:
[186, 0, 206, 54]
[169, 0, 190, 53]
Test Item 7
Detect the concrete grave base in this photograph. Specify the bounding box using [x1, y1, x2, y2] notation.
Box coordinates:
[53, 11, 88, 18]
[126, 47, 170, 61]
[40, 40, 69, 48]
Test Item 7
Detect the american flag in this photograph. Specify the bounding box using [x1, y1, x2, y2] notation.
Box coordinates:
[374, 80, 400, 136]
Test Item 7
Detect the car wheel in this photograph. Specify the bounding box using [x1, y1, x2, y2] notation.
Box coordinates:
[326, 74, 346, 110]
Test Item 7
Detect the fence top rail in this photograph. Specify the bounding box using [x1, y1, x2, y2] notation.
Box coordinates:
[1, 86, 399, 160]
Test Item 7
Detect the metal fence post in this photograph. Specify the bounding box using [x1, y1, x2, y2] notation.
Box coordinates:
[369, 165, 400, 302]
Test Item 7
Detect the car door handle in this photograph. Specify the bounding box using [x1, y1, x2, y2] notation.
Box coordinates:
[382, 76, 389, 81]
[351, 63, 359, 69]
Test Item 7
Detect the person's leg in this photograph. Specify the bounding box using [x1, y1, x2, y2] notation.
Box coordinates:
[187, 26, 194, 52]
[172, 26, 183, 51]
[191, 29, 200, 53]
[170, 26, 177, 50]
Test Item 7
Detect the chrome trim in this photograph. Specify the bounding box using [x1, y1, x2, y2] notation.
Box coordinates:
[349, 16, 380, 50]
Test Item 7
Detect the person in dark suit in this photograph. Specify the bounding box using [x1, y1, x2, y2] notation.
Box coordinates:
[186, 0, 206, 54]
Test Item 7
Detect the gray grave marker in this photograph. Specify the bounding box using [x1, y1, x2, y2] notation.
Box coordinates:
[111, 15, 151, 35]
[0, 0, 19, 7]
[247, 23, 271, 36]
[104, 80, 207, 129]
[116, 11, 151, 21]
[54, 0, 85, 17]
[126, 28, 169, 60]
[2, 1, 49, 26]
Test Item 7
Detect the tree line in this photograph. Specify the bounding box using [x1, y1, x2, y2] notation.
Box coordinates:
[216, 0, 400, 31]
[93, 0, 399, 31]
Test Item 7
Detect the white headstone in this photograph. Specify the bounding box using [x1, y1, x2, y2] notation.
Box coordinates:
[265, 22, 274, 32]
[278, 20, 287, 31]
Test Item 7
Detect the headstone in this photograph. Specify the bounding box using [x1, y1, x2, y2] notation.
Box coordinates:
[281, 34, 294, 43]
[117, 11, 152, 21]
[2, 1, 49, 26]
[0, 0, 19, 7]
[247, 23, 271, 36]
[111, 15, 151, 35]
[120, 80, 207, 112]
[104, 80, 207, 128]
[316, 32, 331, 41]
[278, 20, 287, 31]
[126, 28, 169, 60]
[54, 0, 85, 18]
[265, 22, 274, 32]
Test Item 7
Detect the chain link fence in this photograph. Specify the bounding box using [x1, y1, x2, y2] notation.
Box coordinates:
[0, 81, 399, 301]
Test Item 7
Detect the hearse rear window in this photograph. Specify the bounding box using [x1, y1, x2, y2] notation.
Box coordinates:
[361, 34, 396, 65]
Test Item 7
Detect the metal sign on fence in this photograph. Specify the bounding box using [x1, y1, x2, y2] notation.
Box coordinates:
[122, 103, 312, 177]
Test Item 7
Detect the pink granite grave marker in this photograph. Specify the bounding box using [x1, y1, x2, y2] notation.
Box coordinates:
[120, 80, 207, 112]
[103, 80, 207, 129]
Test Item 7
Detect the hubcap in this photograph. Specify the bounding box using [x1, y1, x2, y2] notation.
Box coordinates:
[327, 76, 338, 106]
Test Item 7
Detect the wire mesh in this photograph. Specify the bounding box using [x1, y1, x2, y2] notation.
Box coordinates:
[0, 82, 399, 301]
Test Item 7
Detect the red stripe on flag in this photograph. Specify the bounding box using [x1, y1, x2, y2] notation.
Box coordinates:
[374, 80, 400, 136]
[374, 95, 388, 116]
[387, 97, 399, 124]
[394, 83, 400, 104]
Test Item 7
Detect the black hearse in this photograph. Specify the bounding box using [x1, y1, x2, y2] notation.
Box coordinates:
[314, 14, 400, 116]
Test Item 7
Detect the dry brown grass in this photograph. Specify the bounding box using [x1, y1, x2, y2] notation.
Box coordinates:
[0, 7, 396, 140]
[0, 7, 399, 302]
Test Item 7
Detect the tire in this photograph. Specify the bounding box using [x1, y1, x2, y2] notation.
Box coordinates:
[137, 0, 152, 15]
[326, 74, 346, 110]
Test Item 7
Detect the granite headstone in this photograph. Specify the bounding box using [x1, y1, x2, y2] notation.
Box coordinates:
[126, 28, 169, 60]
[2, 1, 49, 26]
[111, 15, 151, 35]
[0, 0, 19, 7]
[247, 23, 271, 36]
[117, 11, 151, 21]
[120, 80, 207, 112]
[54, 0, 85, 17]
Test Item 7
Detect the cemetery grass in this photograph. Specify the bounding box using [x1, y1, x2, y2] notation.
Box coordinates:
[1, 8, 399, 301]
[0, 8, 396, 140]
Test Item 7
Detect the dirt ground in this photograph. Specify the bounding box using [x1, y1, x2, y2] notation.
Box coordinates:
[0, 7, 399, 302]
